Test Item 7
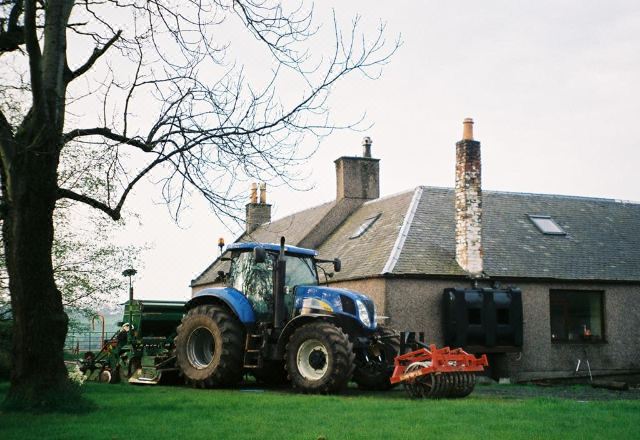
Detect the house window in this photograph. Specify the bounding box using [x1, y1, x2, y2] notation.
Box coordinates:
[549, 290, 604, 343]
[528, 215, 566, 235]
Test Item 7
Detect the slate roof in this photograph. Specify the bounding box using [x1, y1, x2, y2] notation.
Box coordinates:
[244, 200, 337, 245]
[479, 189, 640, 281]
[192, 186, 640, 287]
[357, 187, 640, 282]
[317, 190, 415, 280]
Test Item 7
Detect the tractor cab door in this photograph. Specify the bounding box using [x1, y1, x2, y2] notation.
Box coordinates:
[282, 256, 318, 314]
[228, 251, 274, 321]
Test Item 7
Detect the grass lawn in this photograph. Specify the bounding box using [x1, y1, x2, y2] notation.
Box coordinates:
[1, 381, 639, 440]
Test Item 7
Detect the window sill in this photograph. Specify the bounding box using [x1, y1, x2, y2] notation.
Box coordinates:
[550, 339, 607, 345]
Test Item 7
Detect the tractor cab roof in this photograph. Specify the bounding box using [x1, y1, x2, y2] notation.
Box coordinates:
[227, 242, 318, 257]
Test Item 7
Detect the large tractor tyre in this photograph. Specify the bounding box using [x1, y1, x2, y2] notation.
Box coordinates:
[353, 327, 400, 391]
[253, 361, 289, 387]
[175, 304, 245, 388]
[285, 322, 355, 394]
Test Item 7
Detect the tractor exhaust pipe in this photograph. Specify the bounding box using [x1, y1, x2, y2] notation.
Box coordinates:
[274, 236, 287, 329]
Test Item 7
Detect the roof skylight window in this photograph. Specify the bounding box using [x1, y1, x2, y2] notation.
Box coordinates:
[350, 214, 381, 239]
[528, 215, 566, 235]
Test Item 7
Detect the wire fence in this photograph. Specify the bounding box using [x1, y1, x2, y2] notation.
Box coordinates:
[65, 331, 116, 354]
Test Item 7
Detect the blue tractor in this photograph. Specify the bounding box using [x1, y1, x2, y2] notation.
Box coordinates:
[174, 238, 399, 393]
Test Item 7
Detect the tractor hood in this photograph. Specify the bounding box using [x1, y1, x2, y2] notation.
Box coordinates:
[293, 285, 377, 329]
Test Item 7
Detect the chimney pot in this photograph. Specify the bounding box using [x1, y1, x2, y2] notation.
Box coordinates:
[250, 183, 258, 204]
[246, 183, 271, 233]
[462, 118, 474, 141]
[259, 183, 267, 204]
[362, 136, 373, 158]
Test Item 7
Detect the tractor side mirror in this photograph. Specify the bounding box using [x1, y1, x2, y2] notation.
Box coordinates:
[334, 258, 341, 273]
[253, 247, 266, 264]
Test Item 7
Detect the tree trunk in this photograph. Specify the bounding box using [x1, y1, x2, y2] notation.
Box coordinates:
[2, 127, 71, 408]
[0, 0, 77, 409]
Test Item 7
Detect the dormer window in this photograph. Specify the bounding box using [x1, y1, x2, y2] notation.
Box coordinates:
[528, 215, 566, 235]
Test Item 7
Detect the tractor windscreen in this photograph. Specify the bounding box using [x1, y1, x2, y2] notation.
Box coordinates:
[284, 256, 317, 288]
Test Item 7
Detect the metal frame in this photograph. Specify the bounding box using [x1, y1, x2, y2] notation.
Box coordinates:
[390, 344, 488, 398]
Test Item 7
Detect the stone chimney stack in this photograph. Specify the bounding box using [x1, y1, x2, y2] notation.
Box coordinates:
[455, 118, 483, 276]
[246, 182, 271, 233]
[335, 137, 380, 200]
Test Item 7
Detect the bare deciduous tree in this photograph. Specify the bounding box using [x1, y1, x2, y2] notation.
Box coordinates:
[0, 0, 398, 408]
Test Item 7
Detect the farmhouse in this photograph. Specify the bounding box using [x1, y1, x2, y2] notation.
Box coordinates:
[191, 119, 640, 382]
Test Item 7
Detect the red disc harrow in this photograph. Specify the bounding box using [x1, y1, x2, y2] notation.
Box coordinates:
[390, 344, 489, 399]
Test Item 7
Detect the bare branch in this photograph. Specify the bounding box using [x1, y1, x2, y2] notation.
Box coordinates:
[0, 0, 24, 53]
[63, 127, 154, 152]
[23, 0, 43, 107]
[57, 188, 121, 220]
[66, 30, 122, 82]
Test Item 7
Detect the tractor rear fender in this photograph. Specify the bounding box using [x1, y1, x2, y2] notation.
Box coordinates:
[186, 288, 256, 325]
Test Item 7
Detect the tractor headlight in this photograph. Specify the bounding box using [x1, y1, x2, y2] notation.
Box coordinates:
[301, 297, 334, 313]
[356, 300, 371, 327]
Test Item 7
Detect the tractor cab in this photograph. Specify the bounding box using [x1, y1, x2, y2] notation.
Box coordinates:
[225, 243, 320, 321]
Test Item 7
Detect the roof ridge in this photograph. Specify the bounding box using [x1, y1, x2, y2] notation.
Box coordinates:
[381, 186, 424, 274]
[266, 199, 336, 224]
[363, 188, 416, 205]
[483, 189, 640, 204]
[417, 185, 640, 205]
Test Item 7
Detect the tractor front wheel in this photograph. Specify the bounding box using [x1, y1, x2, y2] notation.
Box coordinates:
[285, 322, 354, 394]
[175, 305, 244, 388]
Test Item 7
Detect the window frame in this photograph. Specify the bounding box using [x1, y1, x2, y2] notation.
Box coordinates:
[528, 214, 567, 235]
[549, 289, 606, 344]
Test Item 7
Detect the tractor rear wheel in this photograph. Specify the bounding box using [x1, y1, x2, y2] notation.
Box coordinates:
[285, 322, 355, 394]
[353, 326, 400, 391]
[175, 305, 244, 388]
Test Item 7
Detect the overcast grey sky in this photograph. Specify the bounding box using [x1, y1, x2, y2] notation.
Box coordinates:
[114, 1, 640, 302]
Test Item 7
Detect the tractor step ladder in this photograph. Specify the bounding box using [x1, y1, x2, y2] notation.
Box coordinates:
[243, 334, 264, 369]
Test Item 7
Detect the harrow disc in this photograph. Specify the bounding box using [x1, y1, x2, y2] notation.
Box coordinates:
[403, 369, 478, 399]
[459, 373, 476, 397]
[403, 362, 433, 399]
[432, 373, 444, 398]
[450, 372, 466, 397]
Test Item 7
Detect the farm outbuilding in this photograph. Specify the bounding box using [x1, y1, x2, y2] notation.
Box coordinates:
[192, 120, 640, 382]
